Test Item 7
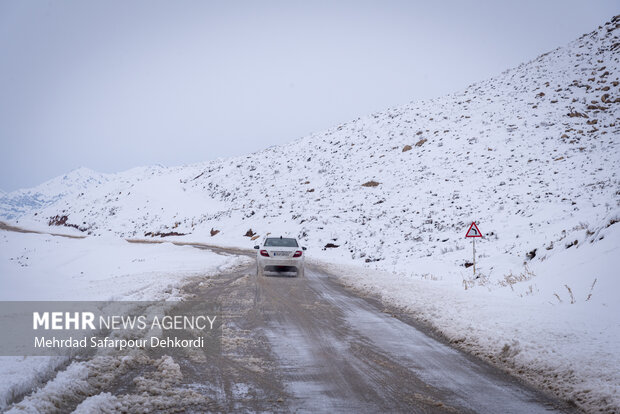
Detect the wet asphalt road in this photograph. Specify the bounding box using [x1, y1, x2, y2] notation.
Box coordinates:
[177, 246, 576, 414]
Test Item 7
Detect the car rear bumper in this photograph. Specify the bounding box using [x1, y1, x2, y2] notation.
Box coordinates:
[258, 257, 303, 269]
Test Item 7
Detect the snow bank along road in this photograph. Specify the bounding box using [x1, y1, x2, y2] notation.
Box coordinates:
[137, 245, 575, 414]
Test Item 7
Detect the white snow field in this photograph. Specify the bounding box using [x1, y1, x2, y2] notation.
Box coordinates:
[0, 15, 619, 414]
[0, 230, 247, 410]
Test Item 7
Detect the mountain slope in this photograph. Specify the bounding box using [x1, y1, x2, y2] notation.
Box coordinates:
[1, 16, 619, 412]
[4, 17, 618, 268]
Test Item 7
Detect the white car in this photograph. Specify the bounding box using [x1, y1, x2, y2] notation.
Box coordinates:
[254, 236, 306, 277]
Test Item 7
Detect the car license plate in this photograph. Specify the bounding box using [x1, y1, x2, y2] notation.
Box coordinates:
[273, 251, 289, 256]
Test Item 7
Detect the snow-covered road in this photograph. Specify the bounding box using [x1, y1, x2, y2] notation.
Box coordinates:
[258, 265, 567, 413]
[0, 229, 580, 412]
[199, 259, 574, 413]
[98, 244, 574, 413]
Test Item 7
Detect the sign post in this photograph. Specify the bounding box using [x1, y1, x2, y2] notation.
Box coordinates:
[465, 222, 482, 277]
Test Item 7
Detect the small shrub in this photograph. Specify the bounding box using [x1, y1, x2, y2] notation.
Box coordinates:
[48, 215, 84, 232]
[565, 285, 576, 304]
[586, 278, 598, 302]
[498, 265, 535, 287]
[585, 278, 597, 301]
[49, 215, 70, 226]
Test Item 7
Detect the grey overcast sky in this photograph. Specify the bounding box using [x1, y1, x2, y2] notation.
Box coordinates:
[0, 1, 618, 192]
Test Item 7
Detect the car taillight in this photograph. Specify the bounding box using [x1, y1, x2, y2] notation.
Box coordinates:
[293, 250, 302, 258]
[260, 250, 269, 257]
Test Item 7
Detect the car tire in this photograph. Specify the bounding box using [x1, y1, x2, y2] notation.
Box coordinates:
[297, 267, 304, 278]
[257, 266, 264, 277]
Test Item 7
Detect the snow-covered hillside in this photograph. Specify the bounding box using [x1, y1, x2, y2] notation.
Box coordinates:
[1, 15, 619, 413]
[3, 17, 618, 274]
[0, 167, 107, 220]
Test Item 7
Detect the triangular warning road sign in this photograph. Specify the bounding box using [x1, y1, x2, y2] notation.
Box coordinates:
[465, 222, 482, 238]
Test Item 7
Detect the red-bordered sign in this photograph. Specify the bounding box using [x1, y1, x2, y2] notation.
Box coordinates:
[465, 222, 482, 238]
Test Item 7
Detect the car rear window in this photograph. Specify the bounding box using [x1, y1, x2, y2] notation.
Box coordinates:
[264, 238, 298, 247]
